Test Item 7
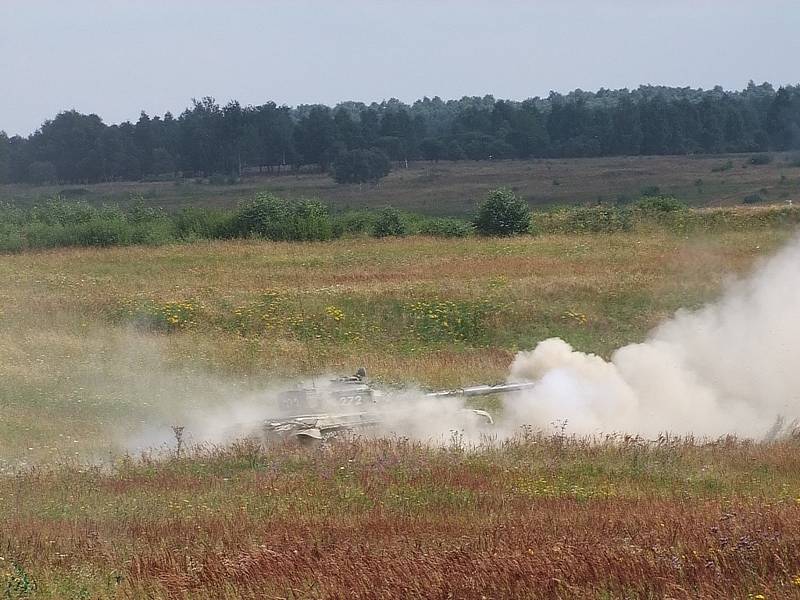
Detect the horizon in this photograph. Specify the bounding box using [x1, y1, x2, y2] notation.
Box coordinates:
[2, 0, 799, 136]
[1, 80, 794, 138]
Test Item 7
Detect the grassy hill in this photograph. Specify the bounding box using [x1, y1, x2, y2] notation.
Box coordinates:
[2, 152, 799, 216]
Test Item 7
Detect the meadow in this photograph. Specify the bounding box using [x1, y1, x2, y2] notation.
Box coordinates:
[1, 216, 799, 597]
[1, 436, 799, 599]
[2, 152, 800, 216]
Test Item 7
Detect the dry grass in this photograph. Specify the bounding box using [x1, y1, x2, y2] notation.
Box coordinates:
[0, 229, 789, 384]
[2, 153, 799, 215]
[1, 436, 799, 598]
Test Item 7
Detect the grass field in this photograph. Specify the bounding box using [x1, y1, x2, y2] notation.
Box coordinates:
[3, 152, 800, 216]
[2, 437, 799, 599]
[1, 227, 792, 458]
[1, 224, 799, 597]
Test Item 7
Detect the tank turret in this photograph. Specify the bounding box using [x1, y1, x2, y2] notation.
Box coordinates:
[229, 369, 536, 443]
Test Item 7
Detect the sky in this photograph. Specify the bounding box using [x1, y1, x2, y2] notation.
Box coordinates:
[1, 0, 799, 136]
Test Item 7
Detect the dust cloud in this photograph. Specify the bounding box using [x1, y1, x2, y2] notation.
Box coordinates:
[504, 236, 800, 438]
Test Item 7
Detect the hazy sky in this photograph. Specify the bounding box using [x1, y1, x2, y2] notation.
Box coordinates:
[2, 0, 799, 136]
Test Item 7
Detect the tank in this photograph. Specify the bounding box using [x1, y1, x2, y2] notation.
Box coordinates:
[232, 368, 536, 443]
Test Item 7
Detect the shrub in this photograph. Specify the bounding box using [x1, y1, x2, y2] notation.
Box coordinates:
[564, 206, 632, 233]
[373, 207, 407, 238]
[23, 221, 73, 248]
[128, 219, 175, 246]
[127, 200, 167, 224]
[417, 217, 473, 238]
[234, 194, 291, 239]
[233, 194, 335, 241]
[635, 195, 687, 213]
[474, 188, 531, 236]
[0, 227, 24, 252]
[174, 208, 235, 240]
[29, 199, 98, 226]
[72, 218, 128, 247]
[288, 200, 334, 240]
[333, 211, 377, 236]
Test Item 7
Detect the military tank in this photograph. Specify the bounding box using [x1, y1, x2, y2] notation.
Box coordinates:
[229, 368, 537, 443]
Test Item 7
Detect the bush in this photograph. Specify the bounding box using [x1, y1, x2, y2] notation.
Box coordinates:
[534, 206, 632, 234]
[635, 195, 687, 212]
[333, 211, 377, 236]
[29, 199, 98, 226]
[233, 194, 335, 241]
[128, 220, 175, 246]
[72, 218, 128, 247]
[417, 217, 473, 238]
[288, 200, 335, 240]
[711, 160, 734, 173]
[474, 188, 531, 236]
[127, 200, 167, 224]
[0, 227, 24, 252]
[174, 208, 235, 240]
[372, 207, 407, 238]
[565, 206, 632, 233]
[23, 221, 73, 248]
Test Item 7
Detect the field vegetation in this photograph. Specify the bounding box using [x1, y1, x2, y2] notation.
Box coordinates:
[3, 184, 800, 253]
[1, 436, 799, 598]
[1, 201, 799, 597]
[3, 153, 800, 216]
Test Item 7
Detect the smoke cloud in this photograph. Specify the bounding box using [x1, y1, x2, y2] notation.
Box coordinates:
[504, 235, 800, 438]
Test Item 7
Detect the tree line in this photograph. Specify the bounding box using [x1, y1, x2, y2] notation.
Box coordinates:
[0, 81, 799, 185]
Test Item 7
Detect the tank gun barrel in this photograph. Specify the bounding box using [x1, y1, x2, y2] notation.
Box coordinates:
[425, 381, 537, 398]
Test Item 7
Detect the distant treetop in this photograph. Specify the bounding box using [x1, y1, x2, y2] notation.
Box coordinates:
[1, 82, 799, 185]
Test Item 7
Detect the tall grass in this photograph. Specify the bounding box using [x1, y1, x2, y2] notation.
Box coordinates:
[1, 435, 799, 598]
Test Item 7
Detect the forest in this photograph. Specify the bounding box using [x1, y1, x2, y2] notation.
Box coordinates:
[1, 82, 799, 185]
